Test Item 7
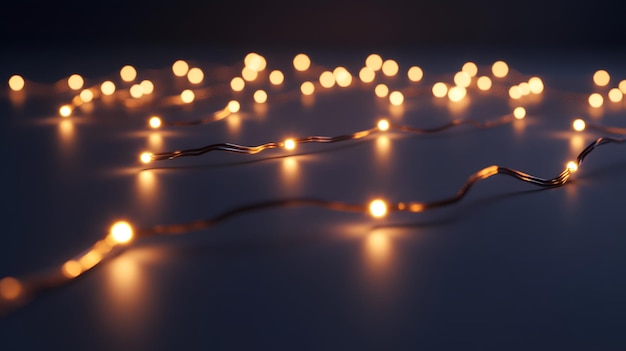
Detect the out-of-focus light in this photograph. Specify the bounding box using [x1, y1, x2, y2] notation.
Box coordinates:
[68, 74, 84, 90]
[389, 91, 404, 106]
[8, 75, 25, 91]
[62, 260, 83, 278]
[448, 86, 466, 102]
[375, 84, 389, 98]
[567, 161, 578, 173]
[492, 60, 509, 78]
[172, 60, 189, 77]
[334, 67, 352, 87]
[227, 100, 240, 113]
[140, 80, 154, 94]
[79, 89, 94, 103]
[359, 67, 375, 83]
[588, 93, 603, 108]
[454, 71, 471, 88]
[0, 277, 22, 300]
[244, 53, 267, 72]
[528, 77, 544, 94]
[59, 105, 72, 117]
[230, 77, 245, 92]
[101, 81, 116, 96]
[319, 71, 335, 88]
[381, 59, 399, 77]
[293, 53, 311, 71]
[462, 62, 478, 77]
[140, 152, 153, 164]
[187, 67, 204, 84]
[365, 54, 383, 71]
[149, 116, 162, 129]
[619, 80, 626, 94]
[432, 82, 448, 98]
[253, 89, 268, 103]
[513, 107, 526, 119]
[509, 86, 522, 100]
[608, 88, 623, 102]
[377, 119, 390, 131]
[476, 76, 492, 91]
[181, 89, 195, 103]
[519, 82, 531, 96]
[300, 81, 315, 95]
[130, 84, 143, 98]
[120, 65, 137, 82]
[283, 138, 296, 150]
[369, 199, 388, 218]
[269, 70, 284, 85]
[407, 66, 423, 82]
[109, 221, 134, 245]
[573, 119, 586, 132]
[593, 69, 610, 87]
[242, 67, 258, 81]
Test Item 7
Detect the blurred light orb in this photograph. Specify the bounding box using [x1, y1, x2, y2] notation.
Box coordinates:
[8, 75, 25, 91]
[149, 116, 162, 129]
[109, 221, 134, 244]
[253, 89, 268, 103]
[334, 67, 352, 87]
[172, 60, 189, 77]
[269, 70, 285, 85]
[608, 88, 623, 102]
[300, 81, 315, 96]
[432, 82, 448, 98]
[375, 84, 389, 98]
[129, 84, 143, 98]
[227, 100, 240, 113]
[593, 69, 610, 87]
[492, 60, 509, 78]
[462, 62, 478, 77]
[59, 105, 72, 117]
[513, 107, 526, 119]
[79, 89, 93, 103]
[359, 67, 376, 83]
[572, 119, 586, 131]
[389, 91, 404, 106]
[454, 71, 471, 88]
[381, 59, 399, 77]
[68, 74, 84, 90]
[101, 81, 116, 95]
[293, 53, 311, 71]
[120, 65, 137, 82]
[369, 199, 388, 218]
[244, 53, 267, 72]
[448, 86, 466, 102]
[476, 76, 492, 91]
[242, 67, 258, 82]
[508, 86, 522, 100]
[180, 89, 195, 103]
[365, 54, 383, 71]
[187, 68, 204, 84]
[528, 77, 544, 94]
[230, 77, 245, 92]
[319, 71, 335, 88]
[140, 80, 154, 94]
[407, 66, 423, 82]
[377, 119, 390, 131]
[588, 93, 603, 108]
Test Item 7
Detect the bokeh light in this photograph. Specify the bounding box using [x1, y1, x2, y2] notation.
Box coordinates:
[187, 68, 204, 84]
[381, 59, 399, 77]
[492, 60, 509, 78]
[365, 54, 383, 71]
[180, 89, 195, 103]
[375, 84, 389, 98]
[593, 69, 610, 87]
[432, 82, 448, 98]
[293, 53, 311, 71]
[389, 91, 404, 106]
[300, 81, 315, 95]
[172, 60, 189, 77]
[588, 93, 603, 108]
[269, 70, 284, 85]
[476, 76, 492, 91]
[359, 67, 375, 83]
[8, 75, 25, 91]
[407, 66, 423, 82]
[120, 65, 137, 82]
[68, 74, 84, 90]
[230, 77, 245, 92]
[101, 81, 116, 96]
[254, 89, 268, 103]
[319, 71, 335, 88]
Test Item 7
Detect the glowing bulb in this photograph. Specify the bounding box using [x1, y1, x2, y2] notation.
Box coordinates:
[381, 59, 399, 77]
[109, 221, 134, 245]
[369, 199, 388, 218]
[244, 52, 266, 72]
[8, 75, 25, 91]
[79, 89, 94, 103]
[528, 77, 544, 94]
[513, 107, 526, 119]
[453, 71, 471, 88]
[389, 91, 404, 106]
[149, 116, 162, 129]
[140, 80, 154, 95]
[519, 82, 531, 96]
[359, 67, 375, 83]
[253, 89, 268, 103]
[492, 60, 509, 78]
[319, 71, 335, 88]
[300, 81, 315, 95]
[180, 89, 195, 103]
[59, 105, 72, 117]
[462, 62, 478, 77]
[567, 161, 578, 173]
[377, 119, 390, 131]
[333, 67, 352, 87]
[120, 65, 137, 82]
[573, 119, 586, 132]
[187, 67, 204, 84]
[101, 80, 116, 95]
[130, 84, 143, 98]
[230, 77, 245, 92]
[140, 152, 153, 164]
[0, 277, 22, 300]
[293, 53, 311, 71]
[593, 69, 610, 87]
[619, 80, 626, 94]
[407, 66, 423, 82]
[476, 76, 492, 91]
[365, 54, 383, 71]
[227, 100, 240, 113]
[432, 82, 448, 98]
[588, 93, 603, 108]
[284, 138, 296, 150]
[67, 74, 84, 90]
[269, 70, 284, 85]
[608, 88, 623, 102]
[62, 260, 82, 278]
[508, 86, 522, 100]
[375, 84, 389, 98]
[172, 60, 189, 77]
[242, 67, 258, 81]
[448, 86, 466, 102]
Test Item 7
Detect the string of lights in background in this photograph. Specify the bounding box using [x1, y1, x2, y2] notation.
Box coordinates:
[3, 51, 626, 317]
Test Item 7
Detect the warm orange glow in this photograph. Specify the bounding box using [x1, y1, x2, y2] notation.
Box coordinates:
[407, 66, 423, 82]
[365, 54, 383, 71]
[374, 84, 389, 98]
[454, 71, 471, 88]
[300, 81, 315, 95]
[149, 116, 162, 129]
[573, 119, 586, 132]
[476, 76, 492, 91]
[0, 277, 22, 300]
[619, 80, 626, 94]
[253, 89, 268, 103]
[319, 71, 335, 88]
[567, 161, 578, 173]
[109, 221, 134, 244]
[528, 77, 544, 94]
[180, 89, 195, 103]
[588, 93, 603, 108]
[284, 138, 296, 150]
[230, 77, 245, 92]
[359, 67, 375, 83]
[508, 86, 522, 100]
[334, 67, 352, 87]
[608, 88, 623, 102]
[593, 69, 610, 87]
[129, 84, 143, 98]
[462, 62, 478, 77]
[432, 82, 448, 98]
[513, 107, 526, 119]
[8, 75, 25, 91]
[389, 91, 404, 106]
[369, 199, 388, 218]
[67, 74, 84, 90]
[172, 60, 189, 77]
[62, 260, 83, 278]
[448, 86, 466, 102]
[79, 89, 94, 103]
[187, 67, 204, 84]
[227, 100, 240, 113]
[140, 152, 153, 164]
[242, 66, 258, 81]
[492, 60, 509, 78]
[101, 80, 116, 95]
[377, 119, 390, 131]
[269, 70, 284, 85]
[293, 53, 311, 71]
[59, 105, 72, 117]
[381, 59, 399, 77]
[120, 65, 137, 82]
[519, 82, 531, 96]
[244, 52, 267, 72]
[79, 249, 102, 270]
[140, 80, 154, 95]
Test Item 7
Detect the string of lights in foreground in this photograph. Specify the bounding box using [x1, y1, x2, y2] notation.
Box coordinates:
[572, 118, 626, 135]
[140, 113, 523, 163]
[1, 135, 623, 316]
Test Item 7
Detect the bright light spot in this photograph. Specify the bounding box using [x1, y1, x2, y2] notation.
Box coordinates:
[448, 86, 466, 102]
[79, 89, 94, 103]
[172, 60, 189, 77]
[608, 88, 623, 102]
[109, 221, 134, 245]
[359, 66, 375, 83]
[375, 84, 389, 97]
[513, 107, 526, 119]
[120, 65, 137, 82]
[149, 116, 162, 129]
[389, 91, 404, 106]
[253, 90, 268, 103]
[492, 60, 509, 78]
[140, 80, 154, 95]
[230, 77, 245, 92]
[407, 66, 423, 82]
[269, 70, 284, 85]
[528, 77, 544, 94]
[619, 80, 626, 94]
[244, 52, 267, 72]
[0, 277, 22, 300]
[242, 67, 258, 81]
[369, 199, 388, 218]
[8, 75, 25, 91]
[284, 138, 296, 150]
[377, 119, 390, 131]
[593, 69, 610, 87]
[129, 84, 143, 98]
[509, 85, 522, 100]
[180, 89, 195, 103]
[588, 93, 603, 108]
[293, 53, 311, 71]
[59, 105, 72, 117]
[334, 67, 352, 87]
[519, 82, 531, 96]
[319, 71, 335, 88]
[68, 74, 84, 90]
[140, 152, 153, 164]
[365, 54, 383, 71]
[101, 81, 116, 95]
[227, 100, 240, 113]
[476, 76, 492, 91]
[381, 59, 399, 77]
[300, 81, 315, 96]
[187, 67, 204, 84]
[462, 62, 478, 77]
[454, 71, 471, 88]
[432, 82, 448, 98]
[567, 161, 578, 173]
[573, 119, 586, 132]
[62, 260, 82, 278]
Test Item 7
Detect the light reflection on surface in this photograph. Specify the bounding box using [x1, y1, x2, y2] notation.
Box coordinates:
[137, 170, 157, 207]
[227, 113, 241, 135]
[375, 135, 391, 169]
[58, 119, 74, 150]
[446, 96, 470, 116]
[280, 157, 300, 191]
[570, 134, 585, 153]
[364, 231, 393, 275]
[148, 132, 163, 150]
[9, 90, 26, 106]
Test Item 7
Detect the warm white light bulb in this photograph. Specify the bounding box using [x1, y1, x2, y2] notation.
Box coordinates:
[377, 119, 390, 131]
[284, 138, 296, 150]
[149, 116, 162, 129]
[369, 199, 388, 218]
[140, 152, 153, 164]
[567, 161, 578, 173]
[109, 221, 134, 244]
[573, 119, 586, 132]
